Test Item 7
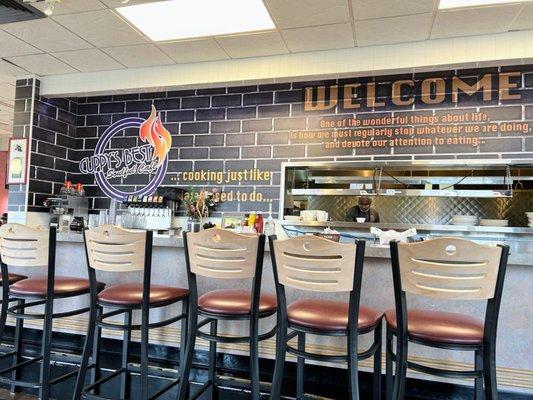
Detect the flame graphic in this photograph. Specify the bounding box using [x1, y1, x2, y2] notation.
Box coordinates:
[139, 105, 172, 166]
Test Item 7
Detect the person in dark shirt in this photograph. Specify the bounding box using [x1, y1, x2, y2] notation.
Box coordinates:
[346, 196, 380, 223]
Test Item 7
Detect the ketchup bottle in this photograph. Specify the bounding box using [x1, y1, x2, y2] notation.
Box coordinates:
[254, 212, 264, 234]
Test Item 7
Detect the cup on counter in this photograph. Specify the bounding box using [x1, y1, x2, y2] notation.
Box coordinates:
[316, 210, 329, 221]
[356, 217, 366, 223]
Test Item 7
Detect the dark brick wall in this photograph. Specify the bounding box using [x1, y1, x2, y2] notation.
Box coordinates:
[15, 66, 533, 216]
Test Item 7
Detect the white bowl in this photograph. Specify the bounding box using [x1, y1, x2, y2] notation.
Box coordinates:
[479, 219, 508, 227]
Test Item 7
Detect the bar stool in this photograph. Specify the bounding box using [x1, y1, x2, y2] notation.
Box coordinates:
[269, 235, 383, 400]
[74, 225, 189, 400]
[385, 238, 510, 400]
[178, 228, 277, 400]
[0, 223, 99, 399]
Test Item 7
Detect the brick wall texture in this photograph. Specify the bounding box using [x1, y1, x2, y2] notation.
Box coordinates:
[15, 66, 533, 216]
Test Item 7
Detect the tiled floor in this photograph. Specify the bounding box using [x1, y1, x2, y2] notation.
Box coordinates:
[0, 389, 38, 399]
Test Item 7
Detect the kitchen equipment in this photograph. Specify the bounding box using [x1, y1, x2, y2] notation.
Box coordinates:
[69, 216, 85, 232]
[283, 215, 300, 222]
[480, 219, 509, 227]
[45, 195, 88, 231]
[452, 215, 478, 226]
[316, 210, 328, 221]
[300, 210, 316, 221]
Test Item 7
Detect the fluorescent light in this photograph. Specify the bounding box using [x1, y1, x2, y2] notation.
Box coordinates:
[439, 0, 532, 9]
[117, 0, 275, 42]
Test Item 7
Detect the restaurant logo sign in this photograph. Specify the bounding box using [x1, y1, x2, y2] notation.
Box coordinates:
[79, 105, 172, 200]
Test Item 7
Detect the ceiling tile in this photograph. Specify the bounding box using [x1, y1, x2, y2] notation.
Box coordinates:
[158, 39, 229, 63]
[52, 49, 124, 72]
[216, 31, 289, 58]
[6, 54, 77, 76]
[32, 0, 107, 15]
[282, 23, 354, 53]
[265, 0, 350, 29]
[431, 4, 522, 39]
[102, 44, 174, 68]
[356, 13, 433, 46]
[53, 10, 148, 47]
[510, 3, 533, 30]
[0, 30, 41, 58]
[2, 18, 92, 53]
[352, 0, 437, 20]
[100, 0, 161, 7]
[0, 60, 29, 76]
[0, 83, 15, 101]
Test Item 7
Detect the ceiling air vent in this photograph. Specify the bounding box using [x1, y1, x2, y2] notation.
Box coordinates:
[0, 0, 44, 24]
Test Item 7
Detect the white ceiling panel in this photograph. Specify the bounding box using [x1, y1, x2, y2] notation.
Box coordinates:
[53, 10, 148, 47]
[0, 60, 29, 76]
[356, 13, 433, 46]
[32, 0, 107, 15]
[0, 83, 15, 101]
[100, 0, 161, 7]
[352, 0, 437, 20]
[216, 31, 289, 58]
[103, 44, 174, 68]
[265, 0, 350, 29]
[6, 54, 77, 75]
[432, 4, 523, 39]
[158, 38, 229, 63]
[0, 30, 41, 58]
[510, 3, 533, 30]
[282, 23, 355, 53]
[1, 18, 93, 53]
[52, 49, 124, 72]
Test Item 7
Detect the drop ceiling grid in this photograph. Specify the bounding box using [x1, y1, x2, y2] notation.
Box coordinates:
[0, 0, 530, 77]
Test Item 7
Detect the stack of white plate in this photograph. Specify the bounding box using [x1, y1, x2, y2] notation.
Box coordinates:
[526, 212, 533, 227]
[452, 215, 478, 226]
[479, 219, 509, 227]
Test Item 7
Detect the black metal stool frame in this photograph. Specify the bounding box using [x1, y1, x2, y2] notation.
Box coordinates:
[177, 232, 277, 400]
[385, 240, 510, 400]
[0, 225, 95, 399]
[74, 228, 189, 400]
[269, 237, 383, 400]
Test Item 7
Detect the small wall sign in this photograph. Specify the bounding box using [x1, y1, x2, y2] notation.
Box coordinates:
[7, 138, 29, 185]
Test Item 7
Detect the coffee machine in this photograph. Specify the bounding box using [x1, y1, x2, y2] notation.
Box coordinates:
[45, 195, 89, 231]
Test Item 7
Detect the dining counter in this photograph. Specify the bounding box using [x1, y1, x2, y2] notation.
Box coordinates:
[8, 228, 531, 394]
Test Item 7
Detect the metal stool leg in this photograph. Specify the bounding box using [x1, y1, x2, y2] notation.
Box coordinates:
[385, 327, 393, 400]
[10, 299, 24, 395]
[121, 310, 132, 400]
[296, 332, 305, 400]
[483, 342, 498, 400]
[73, 303, 97, 400]
[208, 319, 218, 399]
[373, 320, 383, 400]
[250, 314, 261, 400]
[179, 298, 189, 369]
[269, 319, 286, 400]
[475, 349, 484, 400]
[39, 297, 54, 400]
[177, 304, 197, 400]
[391, 334, 407, 400]
[348, 328, 359, 400]
[90, 305, 103, 396]
[140, 305, 150, 399]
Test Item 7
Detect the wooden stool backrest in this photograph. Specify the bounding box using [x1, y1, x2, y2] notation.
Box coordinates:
[84, 225, 147, 272]
[272, 235, 357, 292]
[186, 228, 260, 279]
[396, 237, 503, 300]
[0, 223, 50, 267]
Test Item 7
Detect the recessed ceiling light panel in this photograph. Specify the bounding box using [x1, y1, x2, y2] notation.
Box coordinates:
[117, 0, 276, 42]
[439, 0, 532, 9]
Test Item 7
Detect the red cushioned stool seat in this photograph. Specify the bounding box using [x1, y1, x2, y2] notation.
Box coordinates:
[198, 289, 277, 315]
[385, 309, 484, 345]
[98, 283, 188, 307]
[10, 276, 103, 297]
[287, 299, 383, 331]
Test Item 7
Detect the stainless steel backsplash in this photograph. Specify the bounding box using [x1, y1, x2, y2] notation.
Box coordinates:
[307, 191, 533, 226]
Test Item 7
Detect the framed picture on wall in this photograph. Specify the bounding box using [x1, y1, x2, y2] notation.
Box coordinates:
[7, 138, 29, 185]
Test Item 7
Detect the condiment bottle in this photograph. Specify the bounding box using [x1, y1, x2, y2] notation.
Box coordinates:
[248, 212, 256, 230]
[254, 212, 264, 234]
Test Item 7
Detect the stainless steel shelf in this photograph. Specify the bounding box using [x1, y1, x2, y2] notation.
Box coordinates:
[280, 220, 533, 235]
[290, 188, 513, 198]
